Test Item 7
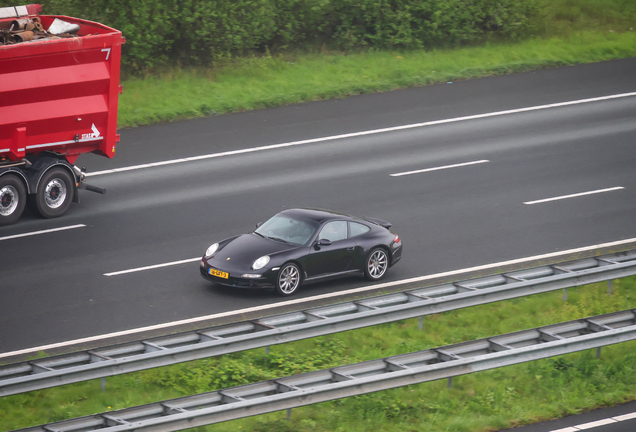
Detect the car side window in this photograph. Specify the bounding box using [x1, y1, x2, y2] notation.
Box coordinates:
[350, 222, 370, 237]
[319, 221, 348, 242]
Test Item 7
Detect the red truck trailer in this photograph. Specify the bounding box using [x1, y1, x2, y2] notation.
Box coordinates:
[0, 4, 123, 226]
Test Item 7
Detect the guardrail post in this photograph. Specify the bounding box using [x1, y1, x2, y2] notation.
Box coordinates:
[596, 347, 602, 359]
[101, 377, 106, 392]
[447, 377, 452, 388]
[608, 280, 613, 295]
[562, 288, 568, 301]
[265, 346, 270, 354]
[418, 316, 423, 331]
[287, 408, 292, 419]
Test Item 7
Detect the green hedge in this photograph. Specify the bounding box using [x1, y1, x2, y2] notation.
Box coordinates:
[329, 0, 541, 50]
[1, 0, 541, 72]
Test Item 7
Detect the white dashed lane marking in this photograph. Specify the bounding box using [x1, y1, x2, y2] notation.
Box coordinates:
[523, 187, 625, 205]
[390, 160, 489, 177]
[104, 257, 200, 276]
[0, 224, 86, 241]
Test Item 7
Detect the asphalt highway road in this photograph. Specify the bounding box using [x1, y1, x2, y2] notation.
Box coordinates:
[500, 400, 636, 432]
[1, 57, 635, 359]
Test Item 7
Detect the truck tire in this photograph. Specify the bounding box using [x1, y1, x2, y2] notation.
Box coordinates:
[34, 167, 74, 219]
[0, 174, 27, 226]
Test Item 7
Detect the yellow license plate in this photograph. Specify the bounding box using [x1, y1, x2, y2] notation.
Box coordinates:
[209, 269, 229, 279]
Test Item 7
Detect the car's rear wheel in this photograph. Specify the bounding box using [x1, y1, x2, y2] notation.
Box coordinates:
[365, 247, 389, 281]
[275, 263, 301, 296]
[0, 174, 27, 226]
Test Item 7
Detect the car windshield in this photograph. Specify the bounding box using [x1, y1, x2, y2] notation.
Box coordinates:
[255, 214, 319, 246]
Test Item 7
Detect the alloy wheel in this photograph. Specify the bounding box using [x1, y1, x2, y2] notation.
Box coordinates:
[367, 249, 388, 279]
[278, 264, 300, 294]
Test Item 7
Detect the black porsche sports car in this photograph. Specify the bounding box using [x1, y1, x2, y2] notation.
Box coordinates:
[200, 208, 402, 296]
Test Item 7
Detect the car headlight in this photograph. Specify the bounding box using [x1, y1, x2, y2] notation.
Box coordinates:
[252, 255, 270, 270]
[205, 243, 219, 258]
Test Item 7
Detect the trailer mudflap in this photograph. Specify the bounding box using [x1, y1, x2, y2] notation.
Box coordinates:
[79, 183, 106, 194]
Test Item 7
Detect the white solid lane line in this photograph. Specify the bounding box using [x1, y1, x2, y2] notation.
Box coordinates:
[104, 257, 201, 276]
[3, 236, 635, 358]
[614, 412, 636, 421]
[523, 187, 625, 205]
[549, 411, 636, 432]
[572, 418, 617, 430]
[3, 236, 634, 359]
[0, 224, 86, 241]
[86, 91, 636, 178]
[390, 160, 489, 177]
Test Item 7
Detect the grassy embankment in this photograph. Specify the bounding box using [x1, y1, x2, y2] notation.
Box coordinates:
[117, 0, 636, 128]
[1, 279, 635, 431]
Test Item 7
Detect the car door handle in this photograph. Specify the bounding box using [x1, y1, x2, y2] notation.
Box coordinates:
[347, 247, 355, 251]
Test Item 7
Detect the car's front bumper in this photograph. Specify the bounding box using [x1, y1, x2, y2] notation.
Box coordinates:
[199, 260, 276, 289]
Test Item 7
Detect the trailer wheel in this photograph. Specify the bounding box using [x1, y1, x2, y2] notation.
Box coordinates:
[0, 174, 27, 226]
[34, 167, 74, 219]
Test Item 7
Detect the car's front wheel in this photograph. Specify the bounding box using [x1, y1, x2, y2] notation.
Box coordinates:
[275, 263, 301, 296]
[365, 247, 389, 281]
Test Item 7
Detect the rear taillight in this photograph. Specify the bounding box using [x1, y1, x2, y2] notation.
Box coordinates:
[393, 234, 400, 243]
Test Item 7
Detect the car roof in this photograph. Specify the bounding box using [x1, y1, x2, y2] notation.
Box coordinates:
[279, 208, 354, 224]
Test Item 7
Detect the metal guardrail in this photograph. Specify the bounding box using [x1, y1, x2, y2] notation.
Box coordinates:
[13, 309, 636, 432]
[2, 250, 636, 396]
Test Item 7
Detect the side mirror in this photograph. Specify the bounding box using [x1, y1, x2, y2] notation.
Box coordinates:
[256, 222, 263, 228]
[314, 238, 331, 250]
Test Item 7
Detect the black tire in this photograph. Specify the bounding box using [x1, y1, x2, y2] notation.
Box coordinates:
[34, 167, 74, 219]
[0, 174, 27, 226]
[364, 247, 389, 281]
[275, 263, 302, 296]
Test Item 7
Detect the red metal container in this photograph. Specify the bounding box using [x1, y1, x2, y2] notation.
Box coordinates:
[0, 6, 124, 164]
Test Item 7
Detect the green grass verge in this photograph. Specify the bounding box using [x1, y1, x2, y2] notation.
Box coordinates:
[114, 0, 636, 128]
[115, 0, 636, 128]
[1, 278, 635, 431]
[117, 29, 636, 129]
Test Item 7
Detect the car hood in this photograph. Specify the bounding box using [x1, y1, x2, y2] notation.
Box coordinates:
[214, 233, 295, 263]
